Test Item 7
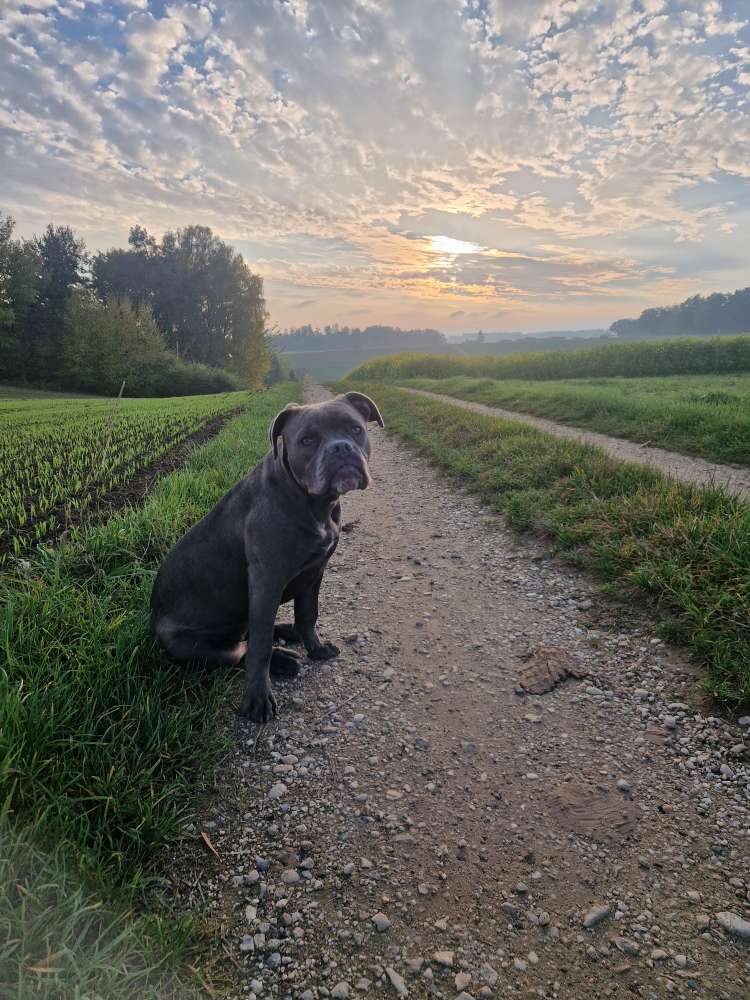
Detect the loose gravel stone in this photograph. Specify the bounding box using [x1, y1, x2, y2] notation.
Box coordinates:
[385, 967, 408, 996]
[716, 911, 750, 939]
[613, 936, 640, 956]
[372, 912, 392, 932]
[583, 905, 611, 929]
[433, 951, 454, 968]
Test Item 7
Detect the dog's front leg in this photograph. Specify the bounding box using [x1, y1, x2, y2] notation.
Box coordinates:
[295, 572, 340, 660]
[238, 576, 280, 722]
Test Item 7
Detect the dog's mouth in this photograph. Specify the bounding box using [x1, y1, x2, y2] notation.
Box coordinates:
[330, 462, 368, 495]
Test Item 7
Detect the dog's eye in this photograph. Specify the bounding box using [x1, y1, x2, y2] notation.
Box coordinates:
[351, 425, 363, 435]
[300, 436, 315, 446]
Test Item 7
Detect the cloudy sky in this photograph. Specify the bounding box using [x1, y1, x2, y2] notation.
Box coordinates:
[2, 1, 749, 334]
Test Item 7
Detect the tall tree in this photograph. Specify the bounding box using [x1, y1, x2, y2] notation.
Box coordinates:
[0, 214, 42, 381]
[23, 225, 87, 380]
[611, 286, 750, 339]
[93, 224, 269, 384]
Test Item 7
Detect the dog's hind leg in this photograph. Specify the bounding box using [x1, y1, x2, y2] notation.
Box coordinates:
[273, 623, 302, 645]
[155, 615, 247, 668]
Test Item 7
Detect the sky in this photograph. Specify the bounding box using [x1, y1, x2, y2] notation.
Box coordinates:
[1, 1, 749, 335]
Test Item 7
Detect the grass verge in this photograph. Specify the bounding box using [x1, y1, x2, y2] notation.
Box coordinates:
[0, 820, 205, 999]
[345, 383, 750, 707]
[0, 382, 299, 996]
[395, 373, 750, 466]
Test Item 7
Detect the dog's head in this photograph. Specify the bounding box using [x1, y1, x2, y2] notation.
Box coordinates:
[270, 392, 383, 498]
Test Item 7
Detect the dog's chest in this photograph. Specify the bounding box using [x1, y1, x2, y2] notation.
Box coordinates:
[296, 522, 338, 573]
[319, 522, 338, 560]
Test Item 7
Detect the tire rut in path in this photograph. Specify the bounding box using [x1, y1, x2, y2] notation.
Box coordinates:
[400, 386, 750, 501]
[168, 386, 750, 1000]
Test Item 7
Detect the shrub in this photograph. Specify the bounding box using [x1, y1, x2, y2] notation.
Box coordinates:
[60, 292, 244, 396]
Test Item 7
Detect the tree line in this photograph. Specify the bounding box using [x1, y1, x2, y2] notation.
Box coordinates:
[0, 215, 270, 396]
[270, 323, 447, 352]
[610, 286, 750, 339]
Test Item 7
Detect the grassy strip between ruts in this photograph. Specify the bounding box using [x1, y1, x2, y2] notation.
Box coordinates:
[0, 382, 299, 998]
[392, 373, 750, 467]
[342, 383, 750, 708]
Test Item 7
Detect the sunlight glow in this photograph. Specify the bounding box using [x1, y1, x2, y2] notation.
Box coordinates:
[429, 235, 486, 255]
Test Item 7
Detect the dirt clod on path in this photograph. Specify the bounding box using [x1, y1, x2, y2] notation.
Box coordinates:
[402, 386, 750, 500]
[517, 644, 588, 694]
[166, 386, 750, 1000]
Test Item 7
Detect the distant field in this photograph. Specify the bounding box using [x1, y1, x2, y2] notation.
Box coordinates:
[0, 389, 251, 561]
[278, 346, 412, 381]
[396, 372, 750, 467]
[347, 333, 750, 382]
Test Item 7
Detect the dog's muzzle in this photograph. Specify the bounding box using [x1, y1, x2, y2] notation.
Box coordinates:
[324, 440, 369, 495]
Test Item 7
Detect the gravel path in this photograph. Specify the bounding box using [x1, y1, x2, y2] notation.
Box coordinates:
[401, 387, 750, 501]
[168, 386, 750, 1000]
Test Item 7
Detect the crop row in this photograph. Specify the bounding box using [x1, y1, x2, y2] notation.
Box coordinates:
[0, 391, 250, 561]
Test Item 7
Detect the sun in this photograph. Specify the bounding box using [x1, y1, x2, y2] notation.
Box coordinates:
[429, 235, 485, 255]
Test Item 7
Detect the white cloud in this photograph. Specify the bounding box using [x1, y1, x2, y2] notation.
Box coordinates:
[0, 0, 749, 329]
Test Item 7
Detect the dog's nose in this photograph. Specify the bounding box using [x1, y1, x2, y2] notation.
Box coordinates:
[328, 439, 354, 455]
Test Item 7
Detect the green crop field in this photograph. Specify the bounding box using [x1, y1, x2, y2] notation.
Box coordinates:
[0, 383, 299, 997]
[0, 390, 250, 562]
[391, 372, 750, 467]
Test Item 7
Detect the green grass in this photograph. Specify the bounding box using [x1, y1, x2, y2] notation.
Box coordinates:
[0, 382, 299, 996]
[395, 372, 750, 466]
[344, 382, 750, 707]
[346, 333, 750, 382]
[0, 822, 205, 999]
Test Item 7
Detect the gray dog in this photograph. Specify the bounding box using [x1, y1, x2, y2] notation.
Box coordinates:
[150, 391, 383, 723]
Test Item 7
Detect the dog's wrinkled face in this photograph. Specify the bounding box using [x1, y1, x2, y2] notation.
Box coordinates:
[270, 392, 384, 498]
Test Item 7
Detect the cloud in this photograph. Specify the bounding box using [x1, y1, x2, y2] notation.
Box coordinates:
[0, 0, 748, 331]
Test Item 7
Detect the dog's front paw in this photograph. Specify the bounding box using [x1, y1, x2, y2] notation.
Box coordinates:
[238, 683, 278, 722]
[307, 641, 340, 660]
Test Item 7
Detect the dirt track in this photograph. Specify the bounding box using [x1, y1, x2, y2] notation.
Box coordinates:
[401, 386, 750, 501]
[169, 386, 750, 1000]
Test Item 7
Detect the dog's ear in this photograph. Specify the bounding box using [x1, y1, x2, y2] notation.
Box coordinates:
[269, 404, 302, 459]
[341, 391, 384, 428]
